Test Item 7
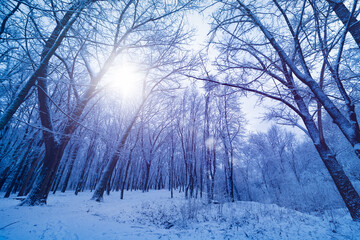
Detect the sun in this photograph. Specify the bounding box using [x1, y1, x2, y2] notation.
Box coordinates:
[105, 61, 144, 101]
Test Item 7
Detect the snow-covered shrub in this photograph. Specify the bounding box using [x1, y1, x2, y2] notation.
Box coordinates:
[137, 200, 194, 228]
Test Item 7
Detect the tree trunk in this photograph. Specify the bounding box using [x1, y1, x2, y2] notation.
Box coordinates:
[75, 144, 95, 195]
[204, 92, 213, 203]
[61, 143, 81, 193]
[143, 162, 151, 192]
[92, 104, 143, 201]
[52, 149, 71, 194]
[288, 68, 360, 221]
[229, 153, 234, 202]
[0, 0, 93, 131]
[0, 139, 27, 190]
[17, 149, 44, 197]
[169, 146, 174, 198]
[19, 144, 62, 205]
[0, 166, 10, 191]
[238, 1, 360, 158]
[326, 0, 360, 48]
[316, 143, 360, 221]
[120, 150, 133, 199]
[4, 141, 33, 198]
[82, 153, 95, 193]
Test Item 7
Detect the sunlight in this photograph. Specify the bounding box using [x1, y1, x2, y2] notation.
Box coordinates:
[105, 61, 144, 101]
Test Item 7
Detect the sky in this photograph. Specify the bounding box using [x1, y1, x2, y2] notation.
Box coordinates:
[98, 5, 307, 137]
[185, 9, 306, 136]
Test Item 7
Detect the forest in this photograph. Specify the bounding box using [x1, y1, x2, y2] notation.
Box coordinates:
[1, 0, 360, 239]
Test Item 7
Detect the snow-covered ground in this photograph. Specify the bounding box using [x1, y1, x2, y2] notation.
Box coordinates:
[0, 190, 359, 239]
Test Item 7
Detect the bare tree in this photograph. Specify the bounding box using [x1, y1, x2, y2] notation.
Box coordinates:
[0, 0, 97, 130]
[19, 0, 197, 205]
[91, 18, 197, 201]
[216, 87, 244, 202]
[207, 0, 360, 221]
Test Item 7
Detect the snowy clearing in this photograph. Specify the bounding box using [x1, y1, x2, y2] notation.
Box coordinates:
[0, 190, 360, 240]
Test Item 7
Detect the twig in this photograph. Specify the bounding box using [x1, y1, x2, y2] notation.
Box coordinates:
[0, 221, 19, 230]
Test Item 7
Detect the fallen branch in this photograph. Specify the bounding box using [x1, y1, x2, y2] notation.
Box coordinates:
[0, 221, 19, 230]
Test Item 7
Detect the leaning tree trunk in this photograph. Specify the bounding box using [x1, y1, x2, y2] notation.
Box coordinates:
[4, 141, 33, 198]
[303, 105, 360, 221]
[91, 152, 122, 202]
[288, 70, 360, 221]
[19, 144, 62, 205]
[120, 148, 134, 199]
[17, 148, 44, 197]
[75, 142, 96, 195]
[315, 142, 360, 221]
[61, 143, 81, 193]
[0, 166, 11, 191]
[16, 1, 98, 206]
[92, 103, 144, 202]
[0, 0, 93, 131]
[19, 62, 60, 205]
[52, 149, 72, 194]
[326, 0, 360, 48]
[238, 1, 360, 159]
[19, 67, 72, 205]
[0, 138, 27, 190]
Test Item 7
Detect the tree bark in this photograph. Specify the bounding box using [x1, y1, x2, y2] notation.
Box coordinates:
[61, 143, 81, 193]
[326, 0, 360, 48]
[19, 145, 62, 205]
[286, 65, 360, 221]
[92, 102, 144, 201]
[17, 148, 44, 197]
[120, 149, 133, 199]
[4, 140, 33, 198]
[75, 142, 96, 195]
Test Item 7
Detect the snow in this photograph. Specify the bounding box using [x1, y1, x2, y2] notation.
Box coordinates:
[0, 190, 360, 239]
